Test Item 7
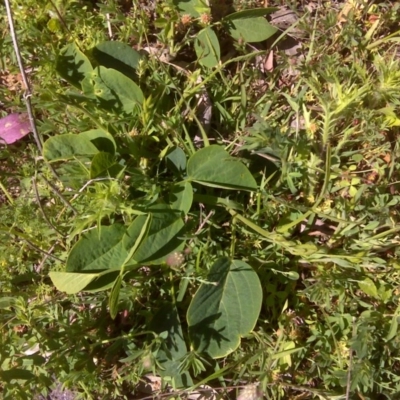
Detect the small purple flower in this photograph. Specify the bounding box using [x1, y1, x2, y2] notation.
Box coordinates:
[165, 252, 185, 268]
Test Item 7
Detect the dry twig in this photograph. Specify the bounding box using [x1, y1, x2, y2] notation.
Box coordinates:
[4, 0, 42, 152]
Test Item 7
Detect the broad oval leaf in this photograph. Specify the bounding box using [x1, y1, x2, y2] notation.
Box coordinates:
[123, 214, 151, 252]
[80, 269, 121, 293]
[43, 134, 99, 162]
[49, 269, 121, 294]
[79, 129, 116, 154]
[226, 16, 277, 43]
[169, 182, 193, 215]
[195, 27, 220, 68]
[92, 41, 141, 78]
[90, 151, 123, 179]
[129, 207, 185, 265]
[187, 257, 262, 358]
[56, 43, 93, 89]
[187, 145, 257, 191]
[66, 224, 128, 272]
[49, 271, 101, 294]
[172, 0, 210, 17]
[82, 66, 143, 114]
[165, 146, 187, 176]
[56, 160, 90, 189]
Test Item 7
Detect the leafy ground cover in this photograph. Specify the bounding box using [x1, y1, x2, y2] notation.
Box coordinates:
[1, 0, 400, 399]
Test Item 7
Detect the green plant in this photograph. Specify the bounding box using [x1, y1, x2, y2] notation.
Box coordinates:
[2, 0, 400, 399]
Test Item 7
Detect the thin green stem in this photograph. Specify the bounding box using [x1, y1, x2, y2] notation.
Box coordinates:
[0, 181, 14, 205]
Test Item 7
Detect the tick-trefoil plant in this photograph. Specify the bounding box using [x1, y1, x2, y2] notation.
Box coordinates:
[2, 0, 400, 399]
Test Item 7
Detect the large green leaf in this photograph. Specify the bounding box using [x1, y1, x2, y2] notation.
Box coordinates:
[82, 270, 121, 293]
[82, 66, 143, 114]
[225, 14, 277, 43]
[53, 209, 183, 293]
[169, 182, 193, 215]
[56, 43, 93, 89]
[66, 224, 128, 272]
[187, 257, 262, 358]
[79, 129, 116, 154]
[90, 152, 123, 179]
[172, 0, 210, 17]
[165, 146, 187, 177]
[129, 207, 185, 265]
[150, 303, 193, 388]
[66, 209, 182, 273]
[51, 216, 151, 294]
[187, 145, 257, 191]
[49, 269, 121, 294]
[91, 41, 141, 78]
[195, 27, 220, 68]
[49, 271, 103, 294]
[122, 215, 150, 251]
[43, 134, 99, 162]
